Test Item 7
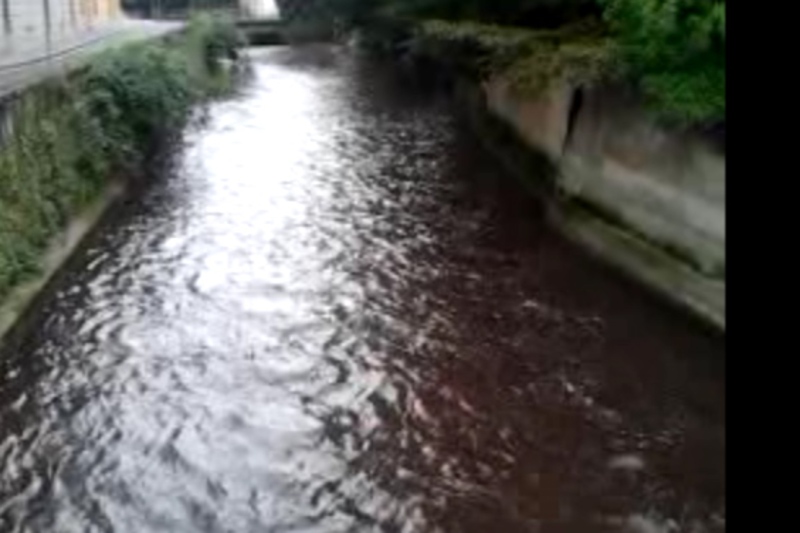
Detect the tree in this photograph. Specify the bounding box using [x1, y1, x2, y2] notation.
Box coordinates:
[602, 0, 725, 124]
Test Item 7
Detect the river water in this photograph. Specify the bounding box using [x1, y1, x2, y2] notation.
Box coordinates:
[0, 46, 724, 533]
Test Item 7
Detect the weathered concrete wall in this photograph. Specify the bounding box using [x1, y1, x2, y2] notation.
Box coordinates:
[560, 87, 725, 273]
[481, 77, 726, 328]
[484, 77, 573, 162]
[0, 181, 124, 342]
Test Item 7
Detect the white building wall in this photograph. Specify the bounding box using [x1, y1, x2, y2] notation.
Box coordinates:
[1, 0, 119, 41]
[240, 0, 276, 18]
[6, 1, 48, 37]
[51, 0, 76, 38]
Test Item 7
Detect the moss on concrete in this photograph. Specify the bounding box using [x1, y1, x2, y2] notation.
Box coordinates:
[413, 19, 617, 95]
[0, 85, 109, 298]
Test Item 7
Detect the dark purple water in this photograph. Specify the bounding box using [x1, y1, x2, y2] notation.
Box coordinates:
[1, 46, 725, 533]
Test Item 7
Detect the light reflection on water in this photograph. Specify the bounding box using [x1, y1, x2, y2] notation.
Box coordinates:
[0, 46, 724, 533]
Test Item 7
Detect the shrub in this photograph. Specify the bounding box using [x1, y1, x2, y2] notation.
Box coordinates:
[323, 0, 724, 126]
[185, 13, 246, 70]
[83, 44, 197, 160]
[0, 15, 243, 300]
[0, 87, 109, 296]
[602, 0, 725, 125]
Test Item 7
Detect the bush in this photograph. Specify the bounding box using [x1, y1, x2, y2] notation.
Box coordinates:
[322, 0, 724, 126]
[0, 15, 243, 300]
[413, 19, 616, 94]
[0, 87, 109, 296]
[602, 0, 725, 125]
[83, 44, 197, 159]
[411, 0, 724, 125]
[81, 14, 243, 167]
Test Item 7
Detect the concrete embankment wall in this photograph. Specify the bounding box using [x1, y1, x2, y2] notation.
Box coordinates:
[455, 74, 726, 329]
[0, 83, 122, 342]
[0, 21, 190, 344]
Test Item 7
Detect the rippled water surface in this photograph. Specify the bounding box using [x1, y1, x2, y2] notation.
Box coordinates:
[1, 46, 725, 532]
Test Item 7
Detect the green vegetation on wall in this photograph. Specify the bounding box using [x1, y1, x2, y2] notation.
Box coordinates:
[0, 15, 242, 299]
[307, 0, 725, 126]
[413, 19, 616, 95]
[602, 0, 725, 125]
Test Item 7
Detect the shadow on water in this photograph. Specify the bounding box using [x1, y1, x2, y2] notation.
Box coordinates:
[1, 45, 724, 533]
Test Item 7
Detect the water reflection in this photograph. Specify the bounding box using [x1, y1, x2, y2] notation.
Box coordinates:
[1, 46, 724, 533]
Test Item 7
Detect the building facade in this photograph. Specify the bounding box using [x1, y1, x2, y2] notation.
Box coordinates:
[1, 0, 121, 43]
[239, 0, 275, 18]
